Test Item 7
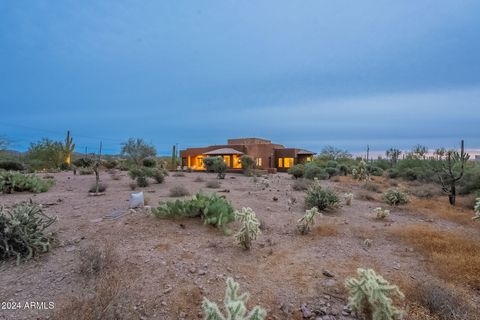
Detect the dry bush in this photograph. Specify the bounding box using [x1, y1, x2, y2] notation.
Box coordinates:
[362, 182, 383, 193]
[312, 224, 339, 237]
[407, 198, 478, 226]
[330, 176, 341, 182]
[390, 224, 480, 289]
[169, 185, 190, 197]
[408, 280, 473, 320]
[205, 180, 221, 189]
[79, 243, 117, 280]
[194, 176, 205, 182]
[410, 184, 442, 199]
[291, 179, 311, 191]
[355, 190, 377, 201]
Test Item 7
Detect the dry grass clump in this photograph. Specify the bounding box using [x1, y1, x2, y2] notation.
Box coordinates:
[205, 180, 221, 189]
[362, 182, 383, 193]
[194, 176, 205, 182]
[407, 197, 478, 226]
[291, 179, 311, 191]
[355, 190, 377, 202]
[390, 224, 480, 289]
[79, 243, 117, 280]
[169, 185, 190, 197]
[312, 224, 340, 237]
[409, 184, 442, 199]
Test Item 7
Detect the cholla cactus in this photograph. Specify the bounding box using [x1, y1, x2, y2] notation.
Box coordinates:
[473, 198, 480, 221]
[202, 277, 267, 320]
[297, 207, 322, 235]
[345, 268, 404, 320]
[352, 161, 370, 182]
[373, 207, 390, 220]
[235, 207, 261, 250]
[344, 192, 353, 206]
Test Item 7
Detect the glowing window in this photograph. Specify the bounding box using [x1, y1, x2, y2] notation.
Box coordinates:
[255, 158, 262, 167]
[278, 158, 283, 168]
[283, 158, 294, 168]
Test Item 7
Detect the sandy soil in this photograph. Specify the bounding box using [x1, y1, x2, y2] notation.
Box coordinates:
[1, 171, 479, 320]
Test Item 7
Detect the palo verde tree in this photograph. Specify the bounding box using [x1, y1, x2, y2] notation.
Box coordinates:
[62, 130, 75, 167]
[434, 140, 470, 206]
[120, 138, 156, 165]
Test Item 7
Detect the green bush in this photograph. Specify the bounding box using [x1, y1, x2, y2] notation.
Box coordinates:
[128, 166, 164, 186]
[368, 166, 384, 177]
[26, 138, 64, 170]
[0, 160, 24, 171]
[73, 158, 94, 168]
[458, 165, 480, 195]
[142, 157, 157, 168]
[325, 167, 338, 177]
[169, 185, 190, 197]
[304, 162, 329, 180]
[239, 155, 255, 174]
[79, 168, 94, 175]
[339, 164, 349, 176]
[0, 171, 53, 194]
[102, 159, 118, 169]
[202, 157, 217, 172]
[136, 175, 149, 187]
[152, 191, 235, 233]
[326, 160, 338, 168]
[383, 188, 409, 206]
[288, 164, 304, 178]
[0, 201, 57, 264]
[305, 182, 340, 212]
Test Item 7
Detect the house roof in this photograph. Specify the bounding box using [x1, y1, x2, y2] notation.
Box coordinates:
[297, 149, 316, 155]
[204, 148, 244, 155]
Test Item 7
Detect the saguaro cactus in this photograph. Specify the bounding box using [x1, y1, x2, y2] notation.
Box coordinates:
[63, 130, 75, 166]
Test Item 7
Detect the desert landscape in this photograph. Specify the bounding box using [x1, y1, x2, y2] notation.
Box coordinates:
[1, 145, 480, 320]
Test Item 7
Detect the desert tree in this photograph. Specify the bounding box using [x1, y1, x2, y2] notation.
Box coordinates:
[385, 148, 401, 167]
[27, 138, 64, 169]
[434, 140, 469, 206]
[318, 145, 352, 161]
[412, 144, 428, 160]
[120, 138, 156, 165]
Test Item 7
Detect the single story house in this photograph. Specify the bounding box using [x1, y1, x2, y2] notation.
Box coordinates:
[179, 138, 315, 173]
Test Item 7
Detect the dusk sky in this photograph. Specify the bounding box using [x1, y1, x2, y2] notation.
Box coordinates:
[1, 1, 479, 155]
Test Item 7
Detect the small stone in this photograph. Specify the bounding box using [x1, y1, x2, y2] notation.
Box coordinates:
[163, 287, 172, 294]
[198, 269, 207, 275]
[322, 270, 335, 278]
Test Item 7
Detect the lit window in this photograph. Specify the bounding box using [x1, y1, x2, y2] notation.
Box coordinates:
[284, 158, 294, 168]
[255, 158, 262, 167]
[278, 158, 283, 168]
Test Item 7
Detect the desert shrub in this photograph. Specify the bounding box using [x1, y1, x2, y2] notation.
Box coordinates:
[73, 157, 94, 168]
[288, 164, 305, 179]
[410, 184, 441, 199]
[116, 160, 131, 171]
[363, 182, 383, 193]
[150, 168, 164, 183]
[136, 175, 149, 187]
[152, 191, 235, 232]
[326, 160, 338, 168]
[383, 189, 409, 206]
[339, 164, 349, 176]
[102, 159, 118, 169]
[458, 165, 480, 195]
[345, 268, 404, 320]
[304, 162, 329, 180]
[169, 185, 190, 197]
[128, 167, 163, 186]
[212, 157, 227, 179]
[0, 201, 56, 264]
[0, 160, 24, 171]
[202, 277, 267, 320]
[292, 178, 310, 191]
[129, 182, 137, 190]
[194, 176, 205, 182]
[142, 157, 157, 167]
[79, 243, 117, 279]
[89, 183, 107, 193]
[356, 190, 377, 201]
[344, 192, 353, 206]
[386, 168, 399, 179]
[202, 156, 217, 172]
[79, 168, 94, 175]
[239, 155, 255, 175]
[297, 207, 322, 235]
[120, 138, 156, 165]
[352, 160, 370, 182]
[0, 171, 53, 194]
[305, 182, 340, 212]
[26, 138, 64, 169]
[373, 207, 390, 219]
[235, 207, 261, 250]
[369, 166, 384, 177]
[325, 167, 338, 177]
[206, 180, 221, 189]
[412, 280, 470, 320]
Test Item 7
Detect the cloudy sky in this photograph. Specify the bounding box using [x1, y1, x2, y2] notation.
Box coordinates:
[1, 1, 479, 154]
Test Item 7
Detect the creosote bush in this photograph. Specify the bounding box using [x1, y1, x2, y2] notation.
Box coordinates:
[0, 171, 53, 194]
[297, 207, 322, 235]
[0, 201, 57, 264]
[0, 160, 24, 171]
[383, 189, 409, 206]
[288, 164, 305, 179]
[152, 191, 235, 233]
[345, 268, 404, 320]
[235, 207, 261, 250]
[206, 180, 221, 189]
[169, 185, 190, 197]
[292, 179, 310, 191]
[305, 181, 340, 212]
[202, 277, 267, 320]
